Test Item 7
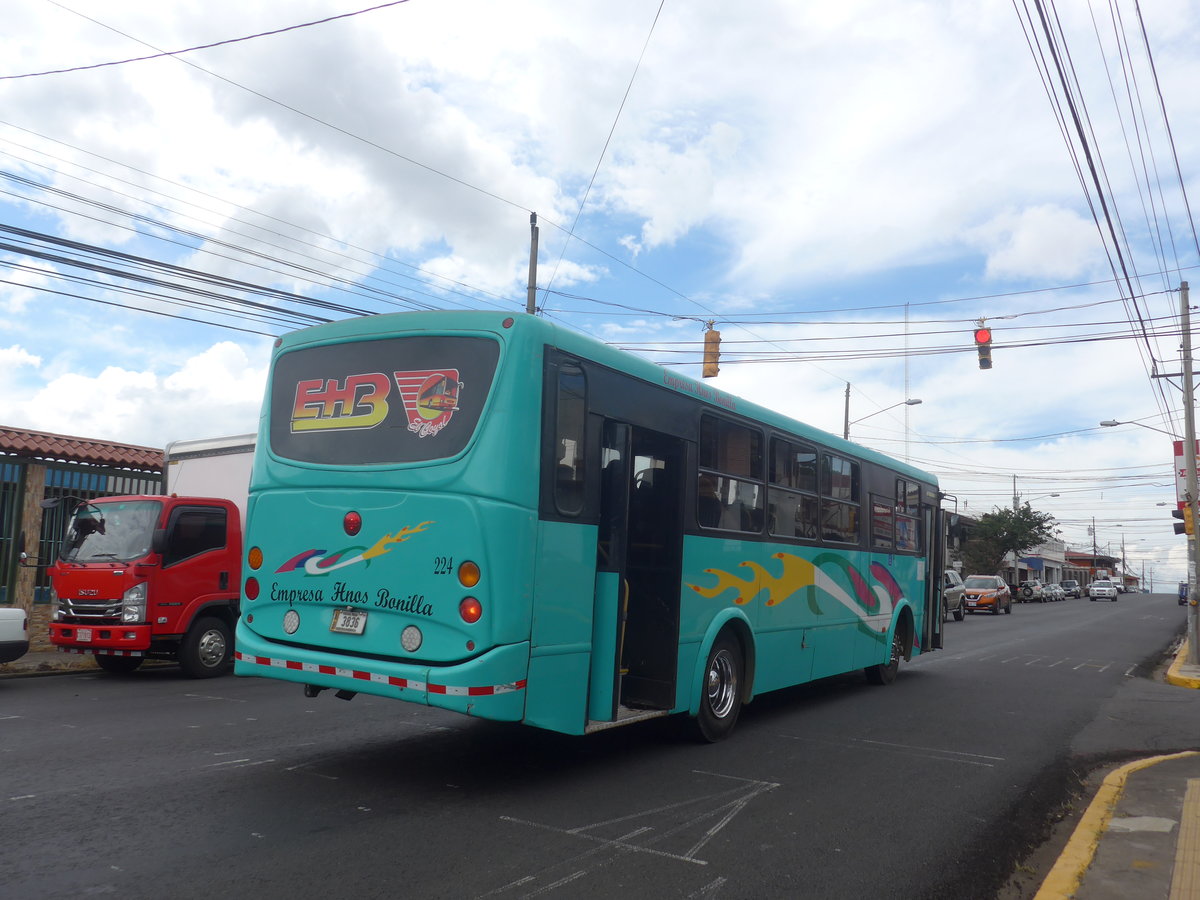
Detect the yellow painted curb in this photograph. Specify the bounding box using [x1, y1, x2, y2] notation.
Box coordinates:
[1167, 639, 1200, 689]
[1034, 751, 1200, 900]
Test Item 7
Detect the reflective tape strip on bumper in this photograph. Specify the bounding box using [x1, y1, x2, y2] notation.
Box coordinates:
[234, 650, 527, 696]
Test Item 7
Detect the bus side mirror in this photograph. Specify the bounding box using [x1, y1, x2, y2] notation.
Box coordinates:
[151, 528, 167, 555]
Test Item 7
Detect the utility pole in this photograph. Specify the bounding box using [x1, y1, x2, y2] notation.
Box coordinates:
[1012, 476, 1020, 588]
[1092, 516, 1097, 580]
[1181, 281, 1199, 664]
[525, 212, 539, 315]
[843, 383, 850, 441]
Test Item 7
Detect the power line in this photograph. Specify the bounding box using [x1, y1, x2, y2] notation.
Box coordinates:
[3, 1, 413, 81]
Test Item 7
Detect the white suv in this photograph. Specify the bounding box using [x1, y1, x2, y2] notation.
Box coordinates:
[1089, 579, 1119, 602]
[1019, 579, 1045, 602]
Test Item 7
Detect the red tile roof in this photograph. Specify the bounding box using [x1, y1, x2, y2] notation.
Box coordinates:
[0, 425, 162, 473]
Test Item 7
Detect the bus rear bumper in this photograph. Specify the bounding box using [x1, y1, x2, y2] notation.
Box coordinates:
[233, 627, 529, 721]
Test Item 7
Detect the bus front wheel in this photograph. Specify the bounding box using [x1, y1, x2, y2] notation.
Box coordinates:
[692, 635, 743, 743]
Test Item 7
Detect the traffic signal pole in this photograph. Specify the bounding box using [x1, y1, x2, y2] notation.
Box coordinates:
[1180, 282, 1199, 664]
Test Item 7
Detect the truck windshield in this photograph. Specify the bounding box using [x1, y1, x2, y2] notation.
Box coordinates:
[60, 500, 162, 563]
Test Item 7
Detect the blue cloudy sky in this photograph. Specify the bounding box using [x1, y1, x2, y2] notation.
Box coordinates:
[1, 0, 1198, 583]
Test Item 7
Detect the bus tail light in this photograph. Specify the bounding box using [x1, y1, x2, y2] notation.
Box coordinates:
[245, 577, 260, 600]
[459, 597, 482, 624]
[344, 511, 362, 536]
[458, 560, 480, 588]
[248, 546, 263, 570]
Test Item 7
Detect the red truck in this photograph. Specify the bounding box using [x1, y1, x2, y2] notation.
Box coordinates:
[41, 434, 254, 677]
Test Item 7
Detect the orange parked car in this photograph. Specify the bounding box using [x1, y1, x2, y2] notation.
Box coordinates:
[963, 574, 1013, 615]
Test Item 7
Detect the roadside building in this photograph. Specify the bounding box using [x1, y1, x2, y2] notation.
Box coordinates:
[1006, 537, 1067, 587]
[1064, 550, 1127, 589]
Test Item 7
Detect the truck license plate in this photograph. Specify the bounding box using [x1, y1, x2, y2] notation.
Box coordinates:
[76, 628, 93, 642]
[330, 608, 367, 635]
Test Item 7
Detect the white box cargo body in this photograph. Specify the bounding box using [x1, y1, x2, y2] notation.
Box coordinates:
[163, 434, 256, 523]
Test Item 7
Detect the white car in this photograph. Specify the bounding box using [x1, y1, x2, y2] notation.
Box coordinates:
[1089, 579, 1119, 602]
[0, 606, 30, 664]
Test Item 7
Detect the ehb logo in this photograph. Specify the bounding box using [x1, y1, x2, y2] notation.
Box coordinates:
[290, 368, 462, 437]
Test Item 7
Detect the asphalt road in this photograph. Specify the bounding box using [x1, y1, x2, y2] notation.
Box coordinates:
[2, 593, 1195, 899]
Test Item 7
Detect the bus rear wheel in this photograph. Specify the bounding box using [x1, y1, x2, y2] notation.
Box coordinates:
[866, 629, 904, 686]
[94, 653, 143, 674]
[692, 635, 743, 743]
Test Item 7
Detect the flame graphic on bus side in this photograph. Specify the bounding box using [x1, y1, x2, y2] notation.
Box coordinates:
[687, 552, 906, 631]
[275, 521, 434, 576]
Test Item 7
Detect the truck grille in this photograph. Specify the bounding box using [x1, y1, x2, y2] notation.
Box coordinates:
[59, 597, 122, 624]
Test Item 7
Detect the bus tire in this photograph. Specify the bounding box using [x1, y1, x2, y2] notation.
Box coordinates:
[94, 653, 143, 674]
[692, 634, 743, 743]
[179, 617, 232, 678]
[866, 629, 904, 686]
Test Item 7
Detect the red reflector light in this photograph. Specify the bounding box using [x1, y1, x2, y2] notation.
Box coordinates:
[344, 511, 362, 536]
[245, 577, 260, 600]
[459, 597, 482, 624]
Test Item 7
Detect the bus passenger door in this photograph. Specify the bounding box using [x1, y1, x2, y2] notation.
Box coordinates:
[590, 423, 684, 720]
[590, 422, 631, 721]
[926, 502, 945, 650]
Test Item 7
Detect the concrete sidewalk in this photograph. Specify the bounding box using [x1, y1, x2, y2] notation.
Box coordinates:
[1035, 638, 1200, 900]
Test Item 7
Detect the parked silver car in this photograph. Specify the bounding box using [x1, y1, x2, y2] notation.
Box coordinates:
[1059, 580, 1081, 599]
[1089, 579, 1119, 601]
[943, 570, 967, 621]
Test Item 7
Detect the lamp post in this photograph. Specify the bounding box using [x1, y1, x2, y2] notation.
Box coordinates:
[1099, 419, 1175, 436]
[843, 396, 922, 440]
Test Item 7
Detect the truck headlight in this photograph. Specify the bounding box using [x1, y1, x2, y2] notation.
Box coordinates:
[122, 582, 147, 623]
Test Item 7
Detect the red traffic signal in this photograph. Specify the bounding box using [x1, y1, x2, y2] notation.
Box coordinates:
[974, 327, 993, 369]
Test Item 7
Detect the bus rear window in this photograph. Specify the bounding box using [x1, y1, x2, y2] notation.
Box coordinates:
[269, 336, 501, 465]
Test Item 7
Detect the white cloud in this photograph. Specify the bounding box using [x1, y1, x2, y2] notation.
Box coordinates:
[970, 206, 1103, 281]
[12, 342, 265, 447]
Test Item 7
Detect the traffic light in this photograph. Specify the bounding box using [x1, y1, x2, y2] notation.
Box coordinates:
[1172, 506, 1194, 536]
[974, 327, 993, 370]
[702, 327, 721, 378]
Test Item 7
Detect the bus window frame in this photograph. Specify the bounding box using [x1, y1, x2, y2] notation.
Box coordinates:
[696, 413, 765, 535]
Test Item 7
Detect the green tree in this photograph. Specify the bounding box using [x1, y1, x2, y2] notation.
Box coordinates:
[960, 503, 1057, 580]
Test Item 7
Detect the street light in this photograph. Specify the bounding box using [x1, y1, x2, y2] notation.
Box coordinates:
[844, 398, 922, 440]
[1099, 419, 1175, 437]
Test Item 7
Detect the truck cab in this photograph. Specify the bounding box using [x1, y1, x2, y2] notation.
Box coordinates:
[47, 495, 241, 676]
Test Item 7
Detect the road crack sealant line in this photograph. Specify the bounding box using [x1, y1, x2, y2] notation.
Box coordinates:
[1032, 751, 1200, 900]
[234, 650, 527, 696]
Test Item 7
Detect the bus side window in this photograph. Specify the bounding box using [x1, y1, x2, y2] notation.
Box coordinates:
[554, 365, 586, 516]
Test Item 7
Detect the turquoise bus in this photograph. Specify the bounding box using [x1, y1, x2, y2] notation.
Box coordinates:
[234, 311, 945, 740]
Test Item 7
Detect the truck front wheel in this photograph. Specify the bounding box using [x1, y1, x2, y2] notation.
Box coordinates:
[94, 653, 143, 674]
[179, 617, 232, 678]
